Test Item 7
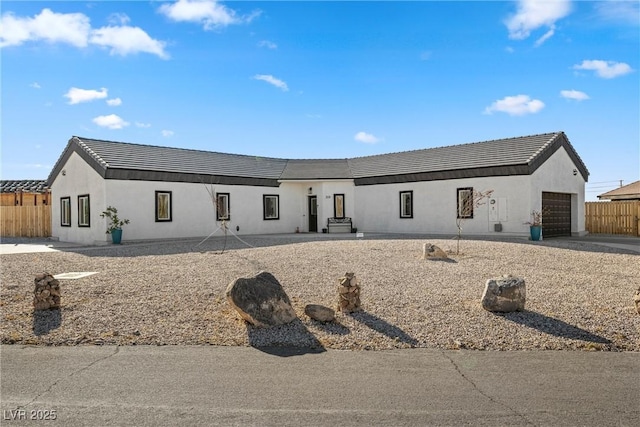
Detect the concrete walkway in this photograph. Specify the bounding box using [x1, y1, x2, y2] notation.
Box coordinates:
[2, 345, 638, 426]
[1, 234, 638, 255]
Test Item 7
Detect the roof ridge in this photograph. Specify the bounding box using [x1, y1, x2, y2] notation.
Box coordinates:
[525, 132, 561, 163]
[74, 136, 109, 168]
[349, 131, 562, 161]
[73, 135, 285, 162]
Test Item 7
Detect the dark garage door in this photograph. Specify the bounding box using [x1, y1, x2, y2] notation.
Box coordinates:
[542, 192, 571, 237]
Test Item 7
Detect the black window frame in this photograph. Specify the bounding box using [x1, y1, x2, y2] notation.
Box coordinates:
[216, 192, 230, 221]
[155, 191, 172, 222]
[457, 187, 474, 219]
[77, 194, 90, 227]
[60, 197, 71, 227]
[263, 194, 280, 220]
[399, 191, 413, 219]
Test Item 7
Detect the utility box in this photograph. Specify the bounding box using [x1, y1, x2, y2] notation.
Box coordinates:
[494, 223, 503, 232]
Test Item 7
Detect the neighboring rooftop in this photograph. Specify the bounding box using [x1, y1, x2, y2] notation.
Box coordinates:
[597, 180, 640, 201]
[47, 132, 589, 187]
[0, 180, 48, 193]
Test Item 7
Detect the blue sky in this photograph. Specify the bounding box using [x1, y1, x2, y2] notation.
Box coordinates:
[1, 0, 638, 200]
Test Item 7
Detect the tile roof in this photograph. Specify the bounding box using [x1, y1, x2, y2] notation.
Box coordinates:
[75, 137, 288, 179]
[47, 132, 589, 187]
[349, 133, 558, 177]
[597, 180, 640, 200]
[0, 180, 48, 193]
[280, 159, 352, 180]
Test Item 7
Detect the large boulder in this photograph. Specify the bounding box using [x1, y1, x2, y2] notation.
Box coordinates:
[481, 275, 526, 313]
[226, 271, 297, 327]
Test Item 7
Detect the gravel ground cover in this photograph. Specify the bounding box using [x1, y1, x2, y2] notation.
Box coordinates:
[1, 235, 638, 351]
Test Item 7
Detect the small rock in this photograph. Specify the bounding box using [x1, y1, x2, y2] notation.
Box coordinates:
[305, 304, 335, 322]
[481, 275, 526, 313]
[423, 243, 448, 260]
[634, 288, 640, 315]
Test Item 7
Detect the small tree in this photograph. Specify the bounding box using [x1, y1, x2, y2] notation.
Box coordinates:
[196, 184, 254, 254]
[204, 185, 229, 254]
[455, 189, 494, 255]
[100, 206, 130, 234]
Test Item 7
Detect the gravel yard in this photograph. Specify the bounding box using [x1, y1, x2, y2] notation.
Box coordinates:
[1, 235, 638, 351]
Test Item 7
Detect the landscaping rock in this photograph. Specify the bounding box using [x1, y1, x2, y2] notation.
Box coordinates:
[305, 304, 335, 322]
[423, 243, 448, 260]
[34, 273, 61, 310]
[634, 288, 640, 315]
[337, 272, 361, 313]
[481, 275, 526, 313]
[225, 271, 297, 327]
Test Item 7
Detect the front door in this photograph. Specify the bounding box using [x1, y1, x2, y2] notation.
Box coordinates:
[308, 196, 318, 232]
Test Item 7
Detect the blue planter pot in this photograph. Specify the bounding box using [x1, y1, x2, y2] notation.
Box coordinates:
[111, 229, 123, 244]
[529, 225, 542, 241]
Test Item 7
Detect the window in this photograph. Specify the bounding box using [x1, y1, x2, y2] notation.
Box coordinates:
[334, 194, 345, 218]
[155, 191, 172, 222]
[60, 197, 71, 226]
[78, 195, 90, 227]
[457, 187, 474, 219]
[263, 195, 279, 220]
[400, 191, 413, 218]
[216, 193, 230, 221]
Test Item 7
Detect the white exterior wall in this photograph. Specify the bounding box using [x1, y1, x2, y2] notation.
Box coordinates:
[530, 146, 587, 235]
[354, 175, 533, 236]
[104, 181, 319, 240]
[49, 144, 585, 243]
[50, 152, 108, 244]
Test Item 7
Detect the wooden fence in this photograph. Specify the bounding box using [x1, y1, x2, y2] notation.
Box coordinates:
[585, 201, 640, 236]
[0, 205, 52, 238]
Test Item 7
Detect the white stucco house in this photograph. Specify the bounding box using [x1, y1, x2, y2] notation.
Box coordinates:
[47, 131, 589, 244]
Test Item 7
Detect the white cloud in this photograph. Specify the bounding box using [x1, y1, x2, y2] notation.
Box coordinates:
[573, 60, 633, 79]
[484, 95, 545, 116]
[29, 82, 41, 89]
[258, 40, 277, 49]
[0, 8, 90, 48]
[505, 0, 571, 41]
[354, 131, 381, 144]
[595, 1, 640, 25]
[162, 130, 174, 137]
[92, 114, 129, 129]
[253, 74, 289, 91]
[64, 87, 108, 104]
[534, 26, 555, 47]
[106, 98, 122, 106]
[107, 13, 131, 26]
[135, 122, 151, 128]
[159, 0, 260, 30]
[0, 8, 168, 59]
[560, 90, 590, 101]
[90, 26, 169, 59]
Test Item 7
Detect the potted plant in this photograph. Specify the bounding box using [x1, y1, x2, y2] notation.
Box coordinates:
[525, 210, 543, 241]
[100, 206, 130, 244]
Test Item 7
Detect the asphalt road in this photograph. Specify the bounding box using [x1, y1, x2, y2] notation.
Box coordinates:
[1, 345, 638, 426]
